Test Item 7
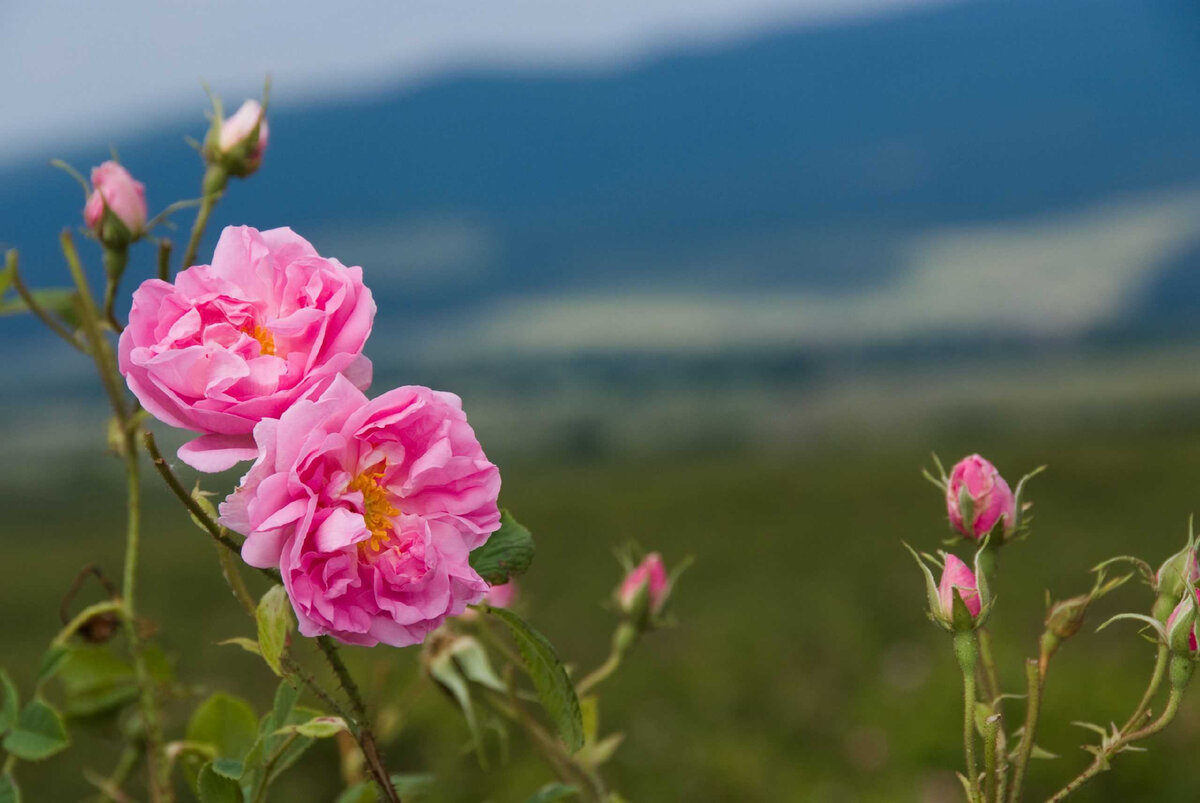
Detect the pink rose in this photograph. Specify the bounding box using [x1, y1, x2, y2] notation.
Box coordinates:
[84, 161, 147, 240]
[218, 376, 502, 647]
[118, 225, 374, 472]
[217, 100, 269, 174]
[485, 580, 518, 608]
[1166, 589, 1200, 652]
[937, 554, 981, 621]
[946, 455, 1016, 540]
[618, 553, 669, 616]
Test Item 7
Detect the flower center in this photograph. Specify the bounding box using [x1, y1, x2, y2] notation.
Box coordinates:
[243, 323, 276, 356]
[347, 461, 399, 555]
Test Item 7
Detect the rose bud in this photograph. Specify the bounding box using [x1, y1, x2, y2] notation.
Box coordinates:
[617, 553, 670, 623]
[937, 554, 982, 629]
[1153, 541, 1200, 622]
[1166, 589, 1200, 654]
[83, 161, 147, 246]
[212, 99, 269, 177]
[946, 455, 1016, 541]
[485, 580, 518, 608]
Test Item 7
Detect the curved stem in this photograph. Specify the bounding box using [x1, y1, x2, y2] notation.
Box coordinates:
[1046, 689, 1184, 802]
[7, 250, 84, 351]
[52, 600, 124, 647]
[102, 246, 128, 331]
[1121, 645, 1168, 734]
[1007, 659, 1042, 803]
[180, 166, 226, 271]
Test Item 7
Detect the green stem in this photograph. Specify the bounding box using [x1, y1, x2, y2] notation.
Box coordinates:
[1007, 659, 1042, 803]
[316, 637, 401, 803]
[215, 542, 257, 617]
[977, 629, 1002, 704]
[576, 623, 636, 697]
[180, 166, 226, 271]
[983, 711, 1000, 803]
[7, 250, 84, 351]
[52, 600, 124, 647]
[280, 655, 353, 723]
[96, 745, 140, 803]
[1121, 645, 1168, 734]
[1046, 689, 1184, 802]
[955, 632, 981, 802]
[251, 732, 300, 803]
[156, 239, 172, 282]
[102, 246, 129, 331]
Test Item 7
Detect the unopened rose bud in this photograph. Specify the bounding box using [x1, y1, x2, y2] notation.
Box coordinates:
[212, 99, 269, 177]
[937, 554, 982, 630]
[83, 161, 147, 245]
[617, 553, 670, 623]
[1153, 543, 1200, 622]
[485, 580, 517, 608]
[1045, 594, 1089, 641]
[946, 454, 1016, 541]
[1166, 589, 1200, 654]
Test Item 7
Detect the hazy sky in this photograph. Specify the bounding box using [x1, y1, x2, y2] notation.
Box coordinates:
[2, 0, 950, 159]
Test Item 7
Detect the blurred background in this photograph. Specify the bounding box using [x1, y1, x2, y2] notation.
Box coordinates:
[3, 0, 1200, 800]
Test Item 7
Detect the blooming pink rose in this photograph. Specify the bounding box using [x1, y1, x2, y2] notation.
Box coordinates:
[946, 455, 1016, 540]
[118, 225, 374, 472]
[937, 554, 981, 621]
[485, 580, 518, 608]
[618, 553, 669, 615]
[84, 161, 147, 238]
[1166, 589, 1200, 652]
[218, 100, 269, 173]
[218, 376, 502, 647]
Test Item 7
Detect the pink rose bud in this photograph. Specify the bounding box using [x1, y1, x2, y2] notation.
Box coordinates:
[618, 553, 670, 618]
[83, 161, 148, 243]
[216, 100, 269, 176]
[1166, 589, 1200, 652]
[218, 375, 501, 648]
[937, 554, 982, 623]
[946, 454, 1016, 541]
[485, 581, 518, 608]
[118, 225, 375, 472]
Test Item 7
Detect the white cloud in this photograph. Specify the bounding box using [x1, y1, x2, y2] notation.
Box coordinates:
[2, 0, 953, 161]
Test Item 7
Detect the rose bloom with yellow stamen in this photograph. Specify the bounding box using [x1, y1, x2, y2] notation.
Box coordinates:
[118, 225, 375, 473]
[219, 375, 501, 647]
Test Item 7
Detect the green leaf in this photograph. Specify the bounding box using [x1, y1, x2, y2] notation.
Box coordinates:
[196, 762, 242, 803]
[256, 585, 294, 677]
[34, 646, 69, 691]
[428, 650, 484, 764]
[525, 783, 580, 802]
[0, 289, 81, 329]
[580, 696, 599, 745]
[2, 699, 69, 761]
[334, 782, 378, 803]
[56, 645, 138, 718]
[187, 693, 258, 761]
[389, 774, 436, 796]
[274, 715, 347, 739]
[0, 670, 18, 735]
[210, 757, 244, 780]
[469, 509, 535, 585]
[449, 636, 506, 693]
[217, 638, 261, 657]
[0, 773, 19, 803]
[484, 606, 584, 753]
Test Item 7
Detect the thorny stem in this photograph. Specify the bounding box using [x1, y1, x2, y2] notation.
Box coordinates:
[983, 713, 1001, 803]
[977, 628, 1002, 704]
[215, 542, 257, 617]
[1045, 688, 1185, 802]
[280, 656, 353, 724]
[7, 250, 84, 351]
[317, 637, 402, 803]
[1007, 659, 1043, 803]
[62, 229, 170, 802]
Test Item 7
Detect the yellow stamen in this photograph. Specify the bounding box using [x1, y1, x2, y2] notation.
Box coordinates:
[244, 324, 275, 356]
[347, 461, 399, 555]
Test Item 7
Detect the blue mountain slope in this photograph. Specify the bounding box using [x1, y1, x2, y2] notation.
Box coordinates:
[2, 0, 1199, 338]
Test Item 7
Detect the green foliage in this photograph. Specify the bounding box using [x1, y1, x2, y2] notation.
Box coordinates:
[187, 693, 258, 762]
[255, 585, 293, 677]
[0, 288, 80, 329]
[469, 510, 535, 585]
[2, 699, 69, 761]
[273, 715, 347, 739]
[56, 645, 137, 718]
[196, 761, 242, 803]
[525, 782, 579, 802]
[484, 606, 584, 753]
[0, 773, 19, 803]
[0, 670, 18, 735]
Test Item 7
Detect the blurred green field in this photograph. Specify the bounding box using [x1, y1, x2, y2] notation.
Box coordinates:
[5, 422, 1200, 802]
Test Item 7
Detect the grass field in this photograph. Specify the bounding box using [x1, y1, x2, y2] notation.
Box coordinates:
[5, 421, 1200, 801]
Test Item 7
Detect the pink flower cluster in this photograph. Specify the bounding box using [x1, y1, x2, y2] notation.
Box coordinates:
[120, 225, 501, 647]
